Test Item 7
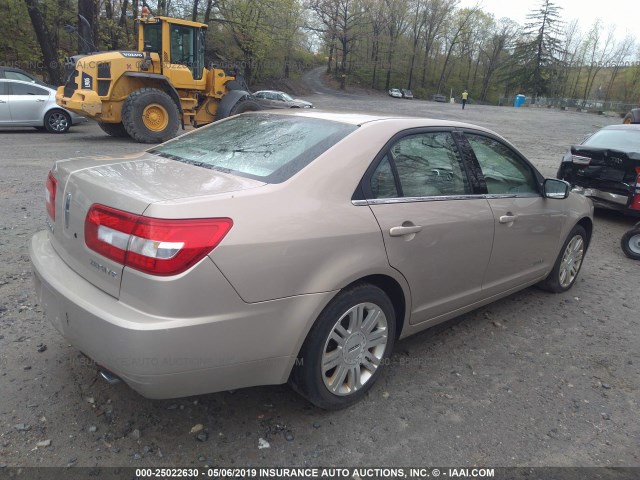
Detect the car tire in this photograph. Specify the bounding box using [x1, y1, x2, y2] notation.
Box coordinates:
[290, 283, 396, 410]
[621, 228, 640, 260]
[98, 121, 130, 138]
[44, 109, 71, 134]
[228, 97, 262, 116]
[122, 88, 180, 144]
[538, 225, 587, 293]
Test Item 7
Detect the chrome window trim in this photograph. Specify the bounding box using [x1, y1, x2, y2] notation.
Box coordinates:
[352, 193, 540, 206]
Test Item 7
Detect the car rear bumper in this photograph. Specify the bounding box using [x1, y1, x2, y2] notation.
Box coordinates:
[573, 186, 627, 206]
[571, 186, 640, 215]
[30, 230, 334, 399]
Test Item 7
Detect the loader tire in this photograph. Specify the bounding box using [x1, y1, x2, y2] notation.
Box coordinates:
[122, 88, 180, 144]
[228, 97, 262, 116]
[97, 122, 130, 138]
[623, 108, 640, 124]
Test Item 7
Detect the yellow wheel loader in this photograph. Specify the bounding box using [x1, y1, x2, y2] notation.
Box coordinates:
[56, 10, 260, 143]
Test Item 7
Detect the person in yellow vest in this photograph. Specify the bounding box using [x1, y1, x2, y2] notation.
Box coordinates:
[462, 90, 469, 109]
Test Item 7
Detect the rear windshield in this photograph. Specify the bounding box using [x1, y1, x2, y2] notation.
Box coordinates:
[149, 113, 357, 183]
[583, 128, 640, 152]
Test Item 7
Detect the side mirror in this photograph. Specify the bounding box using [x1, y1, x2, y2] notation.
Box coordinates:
[543, 178, 570, 199]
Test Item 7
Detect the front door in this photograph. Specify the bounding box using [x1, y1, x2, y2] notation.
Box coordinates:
[463, 132, 564, 294]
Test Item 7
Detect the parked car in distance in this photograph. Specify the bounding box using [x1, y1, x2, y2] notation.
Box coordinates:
[557, 124, 640, 216]
[388, 88, 402, 98]
[432, 93, 447, 102]
[30, 111, 593, 409]
[0, 79, 86, 133]
[401, 89, 414, 99]
[0, 66, 53, 88]
[253, 90, 313, 109]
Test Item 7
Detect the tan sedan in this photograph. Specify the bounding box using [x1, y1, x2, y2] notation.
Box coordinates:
[30, 111, 593, 409]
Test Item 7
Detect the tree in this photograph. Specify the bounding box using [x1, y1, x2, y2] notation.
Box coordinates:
[383, 0, 408, 91]
[25, 0, 63, 84]
[435, 7, 478, 94]
[509, 0, 564, 101]
[478, 18, 517, 101]
[419, 0, 456, 88]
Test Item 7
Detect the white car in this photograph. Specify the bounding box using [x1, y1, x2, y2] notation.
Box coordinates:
[0, 79, 86, 133]
[388, 88, 402, 98]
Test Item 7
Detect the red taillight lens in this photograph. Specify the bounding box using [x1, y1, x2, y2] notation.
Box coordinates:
[45, 171, 57, 221]
[631, 167, 640, 211]
[85, 204, 233, 276]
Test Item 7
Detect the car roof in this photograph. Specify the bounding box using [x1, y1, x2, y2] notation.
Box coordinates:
[600, 124, 640, 132]
[254, 109, 499, 133]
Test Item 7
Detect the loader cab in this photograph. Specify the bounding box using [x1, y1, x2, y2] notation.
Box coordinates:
[137, 16, 207, 84]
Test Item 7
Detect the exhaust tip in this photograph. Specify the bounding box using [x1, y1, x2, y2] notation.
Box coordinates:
[99, 369, 122, 385]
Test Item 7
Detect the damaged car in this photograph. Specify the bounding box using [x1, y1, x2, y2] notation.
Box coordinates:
[557, 124, 640, 216]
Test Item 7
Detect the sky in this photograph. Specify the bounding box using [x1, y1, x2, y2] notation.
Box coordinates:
[458, 0, 638, 42]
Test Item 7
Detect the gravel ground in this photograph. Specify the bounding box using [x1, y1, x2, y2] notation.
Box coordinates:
[0, 71, 639, 469]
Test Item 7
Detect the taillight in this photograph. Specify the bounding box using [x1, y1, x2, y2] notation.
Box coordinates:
[631, 167, 640, 211]
[85, 204, 233, 276]
[45, 171, 57, 221]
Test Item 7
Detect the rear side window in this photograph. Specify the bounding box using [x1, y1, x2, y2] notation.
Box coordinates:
[369, 131, 470, 198]
[150, 113, 357, 183]
[10, 83, 48, 96]
[5, 71, 34, 82]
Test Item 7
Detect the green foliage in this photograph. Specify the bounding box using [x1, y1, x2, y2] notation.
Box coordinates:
[4, 0, 640, 101]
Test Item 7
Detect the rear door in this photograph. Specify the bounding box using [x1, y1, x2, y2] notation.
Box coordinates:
[8, 81, 49, 124]
[363, 129, 494, 324]
[462, 132, 564, 294]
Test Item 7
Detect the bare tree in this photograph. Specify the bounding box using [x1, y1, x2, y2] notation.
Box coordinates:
[435, 7, 478, 94]
[419, 0, 457, 88]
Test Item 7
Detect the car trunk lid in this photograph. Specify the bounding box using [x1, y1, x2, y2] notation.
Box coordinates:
[48, 152, 265, 298]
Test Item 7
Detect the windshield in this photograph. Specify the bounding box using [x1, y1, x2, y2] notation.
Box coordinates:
[149, 113, 357, 183]
[583, 128, 640, 152]
[281, 93, 294, 101]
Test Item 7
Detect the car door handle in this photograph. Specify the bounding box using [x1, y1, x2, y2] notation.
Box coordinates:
[0, 100, 6, 103]
[36, 99, 46, 102]
[389, 225, 423, 236]
[499, 214, 517, 224]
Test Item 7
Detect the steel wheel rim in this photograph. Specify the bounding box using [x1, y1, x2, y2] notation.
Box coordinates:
[627, 233, 640, 255]
[142, 104, 169, 132]
[321, 302, 388, 396]
[48, 112, 69, 132]
[559, 234, 584, 288]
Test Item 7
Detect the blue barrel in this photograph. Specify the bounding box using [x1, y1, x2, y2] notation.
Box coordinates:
[514, 94, 526, 107]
